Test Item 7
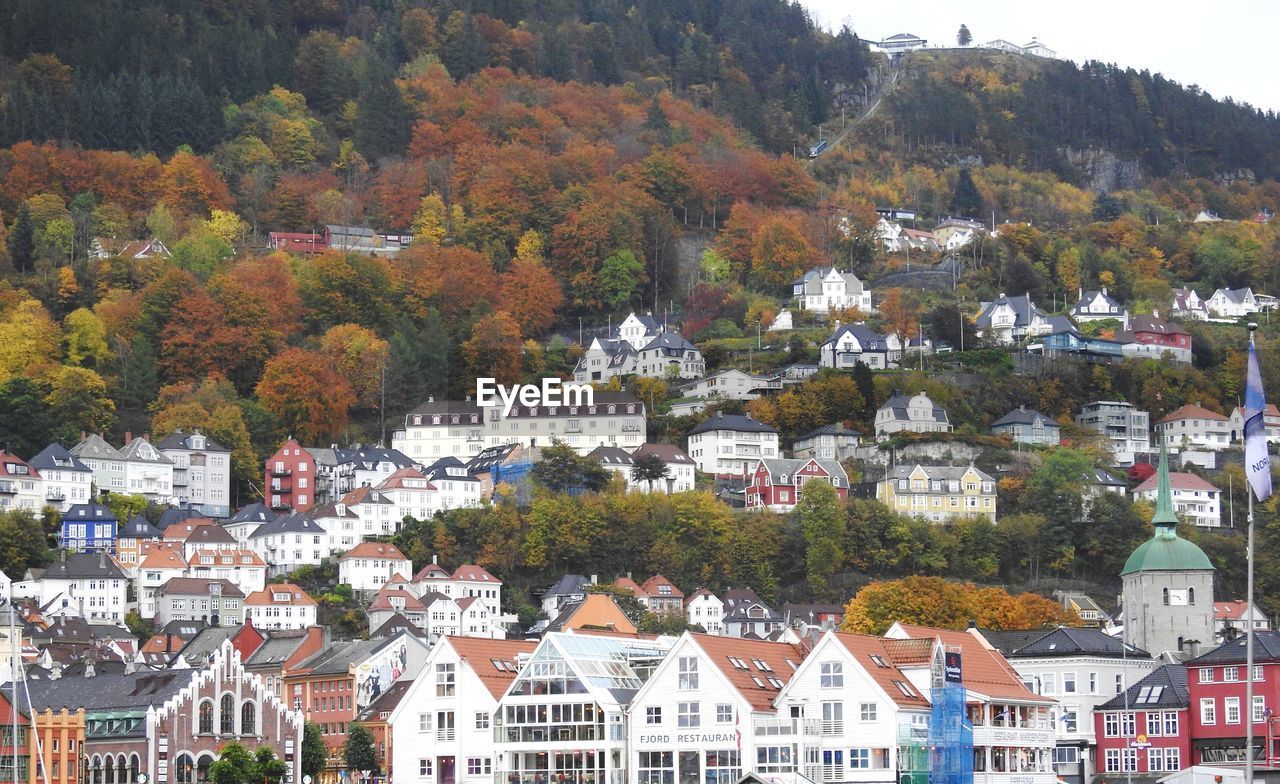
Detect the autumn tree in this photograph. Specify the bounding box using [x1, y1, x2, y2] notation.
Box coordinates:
[45, 366, 115, 443]
[750, 216, 815, 290]
[462, 312, 522, 386]
[0, 297, 61, 383]
[319, 324, 390, 410]
[150, 378, 260, 490]
[255, 348, 356, 443]
[498, 256, 564, 335]
[63, 308, 111, 368]
[877, 288, 921, 339]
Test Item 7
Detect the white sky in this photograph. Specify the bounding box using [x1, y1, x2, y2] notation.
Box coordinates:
[800, 0, 1280, 114]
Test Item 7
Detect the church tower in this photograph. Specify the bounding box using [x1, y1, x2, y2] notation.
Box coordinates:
[1121, 445, 1216, 658]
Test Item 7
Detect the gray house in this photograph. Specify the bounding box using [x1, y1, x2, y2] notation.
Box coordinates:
[990, 406, 1061, 445]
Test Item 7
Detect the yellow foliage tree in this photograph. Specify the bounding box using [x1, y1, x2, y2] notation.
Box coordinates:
[204, 209, 248, 247]
[411, 193, 449, 246]
[0, 298, 60, 383]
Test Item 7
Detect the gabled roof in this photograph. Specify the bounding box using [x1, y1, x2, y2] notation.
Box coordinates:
[753, 458, 848, 486]
[640, 575, 683, 599]
[335, 446, 414, 470]
[295, 638, 396, 676]
[138, 546, 188, 570]
[446, 636, 538, 699]
[883, 463, 994, 483]
[41, 553, 125, 580]
[691, 633, 804, 711]
[189, 548, 265, 568]
[1071, 289, 1126, 314]
[1158, 403, 1228, 423]
[980, 626, 1149, 659]
[544, 574, 591, 598]
[975, 294, 1045, 330]
[684, 587, 720, 607]
[688, 413, 778, 436]
[991, 407, 1058, 429]
[245, 583, 316, 607]
[157, 508, 204, 528]
[453, 564, 500, 584]
[70, 434, 123, 461]
[119, 437, 172, 464]
[888, 624, 1052, 703]
[1098, 664, 1188, 710]
[1128, 315, 1190, 337]
[369, 586, 425, 612]
[62, 504, 117, 522]
[340, 542, 409, 561]
[831, 632, 931, 708]
[27, 443, 90, 474]
[357, 679, 413, 722]
[632, 444, 695, 465]
[1133, 471, 1220, 494]
[822, 323, 888, 351]
[795, 424, 862, 441]
[1214, 600, 1258, 621]
[369, 614, 426, 640]
[467, 444, 524, 473]
[412, 562, 451, 582]
[154, 430, 229, 453]
[155, 577, 244, 598]
[878, 393, 949, 423]
[421, 457, 478, 483]
[243, 627, 321, 666]
[248, 511, 326, 538]
[1186, 630, 1280, 665]
[167, 522, 235, 545]
[640, 331, 698, 353]
[119, 515, 164, 540]
[589, 446, 634, 466]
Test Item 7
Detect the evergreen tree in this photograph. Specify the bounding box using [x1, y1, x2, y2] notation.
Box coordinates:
[117, 334, 159, 414]
[532, 441, 611, 494]
[951, 168, 984, 218]
[0, 376, 52, 456]
[419, 309, 451, 400]
[957, 24, 972, 46]
[7, 204, 34, 273]
[354, 59, 413, 161]
[795, 480, 845, 596]
[385, 319, 427, 418]
[643, 97, 672, 146]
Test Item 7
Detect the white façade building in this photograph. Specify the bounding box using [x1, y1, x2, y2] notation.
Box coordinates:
[392, 393, 647, 459]
[686, 412, 780, 477]
[774, 630, 933, 784]
[819, 324, 898, 370]
[793, 268, 874, 314]
[155, 429, 232, 517]
[493, 632, 676, 784]
[627, 633, 804, 784]
[684, 589, 725, 635]
[119, 436, 176, 504]
[1133, 471, 1222, 528]
[27, 443, 93, 512]
[390, 636, 537, 784]
[338, 541, 413, 592]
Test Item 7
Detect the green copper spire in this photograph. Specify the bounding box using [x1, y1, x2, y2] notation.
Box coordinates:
[1152, 442, 1179, 532]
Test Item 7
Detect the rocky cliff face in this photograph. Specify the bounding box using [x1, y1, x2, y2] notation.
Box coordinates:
[1060, 147, 1144, 192]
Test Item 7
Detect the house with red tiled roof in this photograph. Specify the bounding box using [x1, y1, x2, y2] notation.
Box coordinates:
[887, 623, 1057, 784]
[776, 630, 933, 782]
[367, 585, 428, 631]
[1228, 402, 1280, 445]
[244, 583, 317, 630]
[1212, 600, 1269, 643]
[338, 542, 411, 592]
[185, 548, 268, 597]
[628, 632, 807, 776]
[375, 466, 438, 521]
[638, 574, 684, 616]
[1134, 470, 1222, 527]
[1155, 403, 1231, 451]
[684, 587, 724, 634]
[0, 450, 42, 512]
[135, 543, 190, 619]
[388, 636, 537, 784]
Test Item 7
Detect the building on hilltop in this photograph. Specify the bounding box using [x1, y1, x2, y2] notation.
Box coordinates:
[1133, 470, 1222, 528]
[874, 392, 952, 438]
[876, 464, 997, 523]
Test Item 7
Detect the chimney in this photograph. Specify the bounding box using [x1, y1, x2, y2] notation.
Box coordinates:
[125, 654, 138, 674]
[432, 554, 438, 565]
[84, 656, 95, 678]
[590, 574, 598, 585]
[99, 551, 106, 569]
[124, 432, 133, 445]
[80, 431, 86, 441]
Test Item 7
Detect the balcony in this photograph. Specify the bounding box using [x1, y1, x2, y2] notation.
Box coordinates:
[971, 724, 1055, 747]
[0, 482, 14, 495]
[269, 499, 291, 510]
[45, 489, 65, 501]
[270, 467, 293, 477]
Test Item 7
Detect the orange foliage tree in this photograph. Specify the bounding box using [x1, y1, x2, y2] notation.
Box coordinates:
[254, 348, 356, 443]
[499, 256, 564, 335]
[319, 324, 389, 410]
[841, 576, 1077, 634]
[749, 215, 816, 290]
[462, 312, 523, 386]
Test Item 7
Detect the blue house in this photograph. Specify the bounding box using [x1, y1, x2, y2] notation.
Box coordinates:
[60, 503, 119, 552]
[1040, 316, 1124, 359]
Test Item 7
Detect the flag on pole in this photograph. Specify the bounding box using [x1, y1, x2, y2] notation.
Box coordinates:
[1245, 337, 1272, 501]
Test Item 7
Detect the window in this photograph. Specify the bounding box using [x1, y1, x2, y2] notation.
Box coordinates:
[435, 711, 454, 742]
[1226, 697, 1241, 724]
[241, 702, 256, 735]
[678, 702, 700, 727]
[1059, 706, 1078, 733]
[646, 707, 662, 725]
[821, 701, 843, 735]
[1063, 672, 1077, 694]
[1116, 673, 1125, 694]
[466, 759, 491, 776]
[704, 750, 741, 784]
[860, 703, 877, 722]
[435, 663, 456, 696]
[678, 657, 699, 690]
[220, 694, 235, 734]
[1121, 712, 1135, 737]
[638, 752, 674, 784]
[821, 750, 844, 782]
[848, 749, 889, 770]
[1255, 665, 1265, 681]
[1041, 673, 1057, 695]
[1163, 711, 1179, 736]
[1146, 712, 1163, 737]
[1201, 698, 1216, 725]
[1053, 747, 1080, 765]
[820, 661, 843, 688]
[1148, 748, 1180, 773]
[1089, 673, 1098, 694]
[474, 712, 490, 730]
[418, 759, 432, 778]
[1255, 696, 1267, 723]
[199, 701, 214, 734]
[757, 746, 794, 774]
[716, 704, 733, 724]
[1199, 668, 1214, 684]
[1225, 666, 1240, 682]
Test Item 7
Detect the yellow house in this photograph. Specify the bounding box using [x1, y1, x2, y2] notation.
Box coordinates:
[876, 464, 997, 522]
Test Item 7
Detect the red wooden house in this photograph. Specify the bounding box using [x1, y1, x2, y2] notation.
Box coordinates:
[264, 438, 318, 512]
[1094, 664, 1190, 778]
[744, 457, 849, 512]
[1186, 631, 1280, 768]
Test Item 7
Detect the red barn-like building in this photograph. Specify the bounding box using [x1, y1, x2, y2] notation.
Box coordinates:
[744, 457, 849, 512]
[264, 438, 317, 512]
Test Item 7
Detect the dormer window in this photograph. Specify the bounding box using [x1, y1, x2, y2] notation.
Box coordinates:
[432, 416, 441, 425]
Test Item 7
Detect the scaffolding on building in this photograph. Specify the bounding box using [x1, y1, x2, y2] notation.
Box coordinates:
[928, 646, 973, 784]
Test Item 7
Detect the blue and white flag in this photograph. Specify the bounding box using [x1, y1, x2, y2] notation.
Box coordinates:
[1245, 339, 1273, 501]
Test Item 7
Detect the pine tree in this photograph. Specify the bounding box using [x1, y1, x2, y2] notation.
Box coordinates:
[951, 168, 984, 218]
[643, 97, 673, 146]
[957, 24, 972, 46]
[384, 319, 427, 417]
[354, 59, 412, 161]
[7, 204, 34, 273]
[419, 309, 451, 400]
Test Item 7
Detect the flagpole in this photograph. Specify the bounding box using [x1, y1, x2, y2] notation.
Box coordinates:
[1246, 321, 1261, 784]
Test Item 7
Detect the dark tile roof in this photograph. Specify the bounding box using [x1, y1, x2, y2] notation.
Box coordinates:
[157, 507, 204, 527]
[357, 679, 412, 721]
[227, 502, 275, 525]
[369, 614, 426, 640]
[119, 515, 164, 540]
[249, 511, 324, 538]
[822, 323, 889, 351]
[796, 424, 862, 440]
[335, 446, 414, 469]
[62, 504, 116, 522]
[244, 629, 318, 667]
[15, 670, 190, 712]
[156, 577, 245, 598]
[154, 430, 229, 453]
[1098, 664, 1189, 710]
[687, 413, 778, 436]
[543, 574, 591, 599]
[296, 639, 393, 676]
[991, 407, 1058, 429]
[41, 553, 125, 580]
[1187, 630, 1280, 665]
[26, 443, 90, 474]
[982, 626, 1149, 659]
